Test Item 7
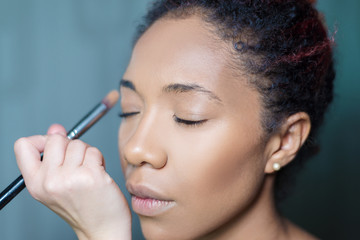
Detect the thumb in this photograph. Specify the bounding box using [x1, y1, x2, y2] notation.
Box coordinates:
[47, 123, 67, 136]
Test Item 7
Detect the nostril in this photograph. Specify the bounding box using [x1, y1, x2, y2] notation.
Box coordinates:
[122, 138, 168, 169]
[123, 152, 152, 167]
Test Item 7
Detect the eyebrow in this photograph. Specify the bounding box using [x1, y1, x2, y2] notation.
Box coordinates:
[163, 83, 222, 104]
[120, 79, 222, 104]
[120, 79, 136, 91]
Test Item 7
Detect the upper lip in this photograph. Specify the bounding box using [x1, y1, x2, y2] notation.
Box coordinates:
[126, 182, 172, 201]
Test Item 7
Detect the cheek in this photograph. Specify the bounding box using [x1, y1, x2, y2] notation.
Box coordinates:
[162, 121, 266, 233]
[173, 123, 265, 201]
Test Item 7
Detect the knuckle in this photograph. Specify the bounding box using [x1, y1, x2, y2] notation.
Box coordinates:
[87, 147, 102, 158]
[43, 170, 96, 194]
[69, 139, 84, 147]
[63, 177, 76, 190]
[14, 137, 27, 151]
[79, 170, 96, 186]
[43, 180, 54, 194]
[43, 176, 61, 195]
[65, 170, 95, 190]
[104, 174, 114, 185]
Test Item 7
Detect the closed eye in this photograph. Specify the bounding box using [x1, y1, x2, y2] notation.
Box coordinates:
[119, 111, 140, 118]
[173, 115, 207, 127]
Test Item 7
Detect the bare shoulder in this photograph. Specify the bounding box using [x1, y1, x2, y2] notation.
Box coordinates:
[284, 219, 319, 240]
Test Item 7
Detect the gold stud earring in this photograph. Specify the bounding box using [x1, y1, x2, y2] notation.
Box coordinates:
[273, 162, 281, 171]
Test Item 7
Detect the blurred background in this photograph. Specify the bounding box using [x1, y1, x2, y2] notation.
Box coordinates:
[0, 0, 359, 239]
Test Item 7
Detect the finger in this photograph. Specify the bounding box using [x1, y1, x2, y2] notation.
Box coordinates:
[47, 123, 67, 137]
[42, 134, 69, 169]
[14, 135, 47, 180]
[83, 147, 105, 168]
[63, 139, 88, 167]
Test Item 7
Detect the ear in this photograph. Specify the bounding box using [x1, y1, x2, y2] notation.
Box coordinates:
[264, 112, 311, 174]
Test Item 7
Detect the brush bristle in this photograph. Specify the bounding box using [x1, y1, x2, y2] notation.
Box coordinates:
[102, 90, 119, 109]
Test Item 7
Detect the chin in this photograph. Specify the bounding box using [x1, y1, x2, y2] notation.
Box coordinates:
[141, 225, 171, 240]
[139, 218, 194, 240]
[140, 219, 170, 240]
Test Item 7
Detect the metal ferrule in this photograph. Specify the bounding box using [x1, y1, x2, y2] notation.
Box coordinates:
[66, 102, 107, 140]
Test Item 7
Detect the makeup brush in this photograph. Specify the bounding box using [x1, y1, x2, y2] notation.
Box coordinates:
[0, 90, 119, 211]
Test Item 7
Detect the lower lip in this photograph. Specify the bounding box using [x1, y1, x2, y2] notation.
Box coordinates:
[131, 196, 176, 216]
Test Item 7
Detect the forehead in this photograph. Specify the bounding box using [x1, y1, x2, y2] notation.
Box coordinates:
[125, 16, 230, 88]
[124, 16, 260, 111]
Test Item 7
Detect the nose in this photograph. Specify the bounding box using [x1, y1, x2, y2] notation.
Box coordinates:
[122, 114, 168, 169]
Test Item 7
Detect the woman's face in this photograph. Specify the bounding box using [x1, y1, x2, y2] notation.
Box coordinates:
[119, 16, 269, 239]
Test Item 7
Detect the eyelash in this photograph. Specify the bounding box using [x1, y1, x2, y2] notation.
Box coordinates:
[118, 111, 140, 118]
[119, 112, 207, 127]
[173, 115, 207, 127]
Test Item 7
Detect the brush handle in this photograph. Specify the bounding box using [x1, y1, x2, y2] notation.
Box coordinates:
[0, 175, 25, 210]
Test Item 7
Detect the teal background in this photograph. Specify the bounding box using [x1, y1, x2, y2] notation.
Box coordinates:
[0, 0, 359, 239]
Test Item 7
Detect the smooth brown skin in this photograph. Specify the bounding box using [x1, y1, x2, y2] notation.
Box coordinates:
[14, 15, 316, 240]
[119, 16, 315, 239]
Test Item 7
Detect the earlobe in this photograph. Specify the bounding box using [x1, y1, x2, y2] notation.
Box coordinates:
[264, 112, 311, 174]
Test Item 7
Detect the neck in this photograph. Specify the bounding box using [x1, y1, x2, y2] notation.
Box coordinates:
[201, 174, 289, 240]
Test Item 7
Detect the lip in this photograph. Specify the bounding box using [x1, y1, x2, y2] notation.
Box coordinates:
[126, 182, 176, 216]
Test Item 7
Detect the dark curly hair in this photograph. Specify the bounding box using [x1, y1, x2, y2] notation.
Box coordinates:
[134, 0, 335, 204]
